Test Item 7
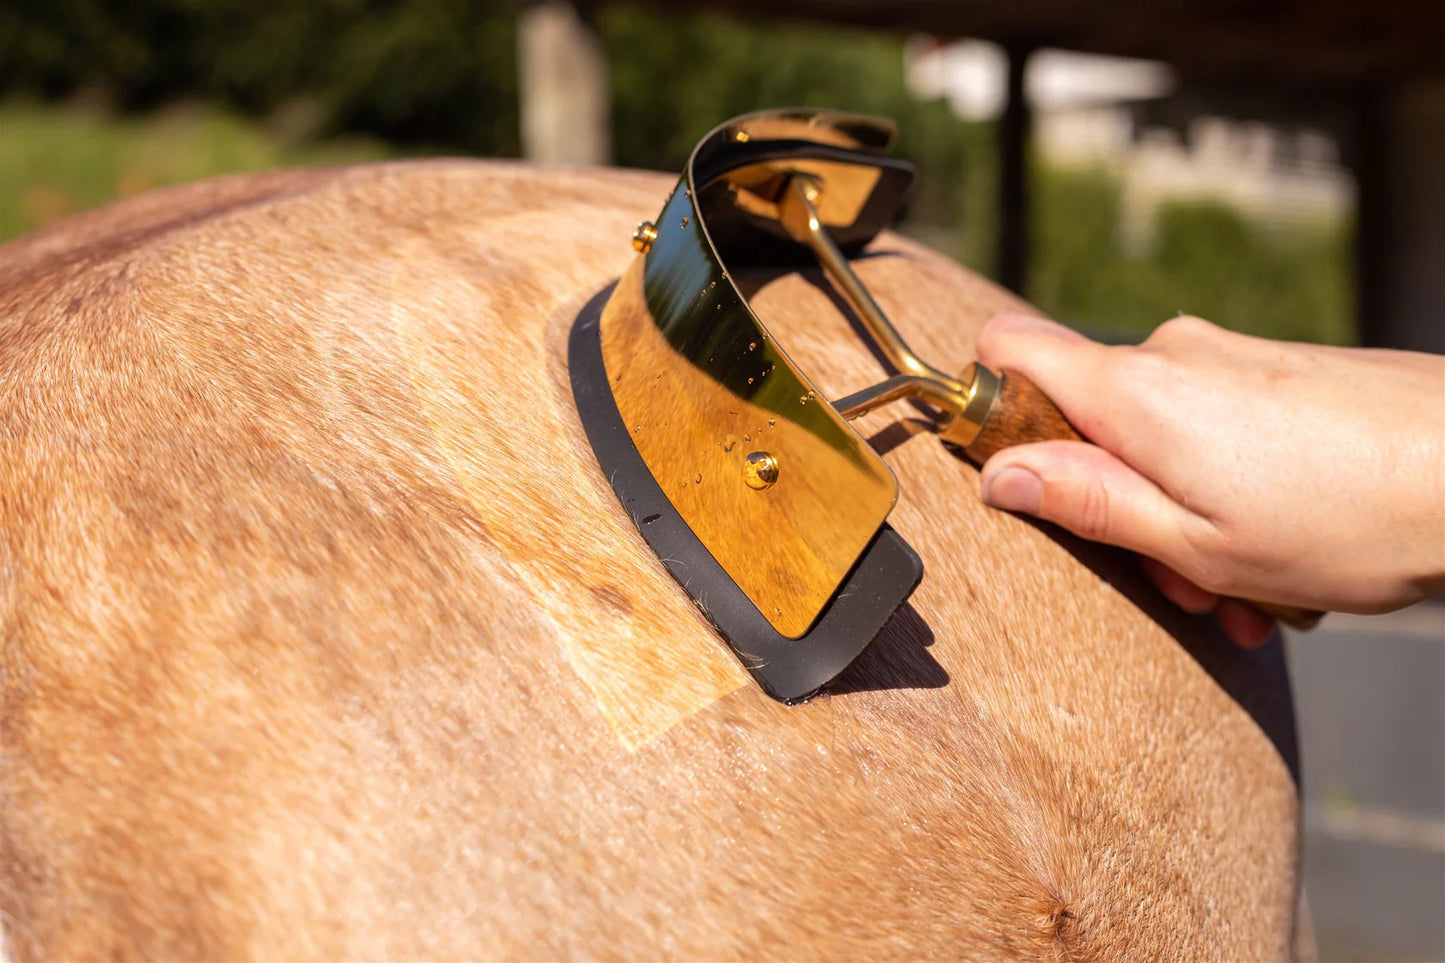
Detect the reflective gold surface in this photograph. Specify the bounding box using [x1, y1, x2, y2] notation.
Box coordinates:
[598, 109, 1017, 637]
[599, 113, 902, 639]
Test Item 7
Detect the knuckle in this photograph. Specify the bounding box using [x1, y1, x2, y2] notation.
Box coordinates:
[1146, 314, 1216, 348]
[1069, 476, 1114, 542]
[974, 312, 1030, 363]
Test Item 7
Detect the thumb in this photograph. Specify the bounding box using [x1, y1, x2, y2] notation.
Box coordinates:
[979, 440, 1196, 562]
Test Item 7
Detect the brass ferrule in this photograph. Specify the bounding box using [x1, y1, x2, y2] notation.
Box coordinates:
[936, 362, 1001, 449]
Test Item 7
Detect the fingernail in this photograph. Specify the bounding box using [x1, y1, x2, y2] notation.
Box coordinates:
[982, 466, 1042, 514]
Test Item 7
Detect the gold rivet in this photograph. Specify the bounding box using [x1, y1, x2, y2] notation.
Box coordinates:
[742, 451, 779, 490]
[631, 220, 658, 253]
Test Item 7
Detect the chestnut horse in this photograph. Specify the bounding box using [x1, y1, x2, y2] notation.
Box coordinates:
[0, 161, 1300, 959]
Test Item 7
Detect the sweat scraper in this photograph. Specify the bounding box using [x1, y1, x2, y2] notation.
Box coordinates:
[568, 108, 1320, 703]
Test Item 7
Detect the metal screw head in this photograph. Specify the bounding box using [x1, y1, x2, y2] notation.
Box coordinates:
[742, 451, 779, 490]
[631, 220, 658, 253]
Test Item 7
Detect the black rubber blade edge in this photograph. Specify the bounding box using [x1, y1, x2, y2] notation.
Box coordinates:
[568, 284, 924, 704]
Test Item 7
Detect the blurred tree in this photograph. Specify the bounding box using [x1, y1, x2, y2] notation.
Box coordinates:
[0, 0, 521, 154]
[1031, 164, 1353, 343]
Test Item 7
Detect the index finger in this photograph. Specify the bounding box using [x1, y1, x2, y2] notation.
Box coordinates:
[973, 312, 1127, 453]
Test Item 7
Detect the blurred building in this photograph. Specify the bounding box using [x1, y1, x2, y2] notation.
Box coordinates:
[520, 0, 1445, 353]
[906, 41, 1354, 245]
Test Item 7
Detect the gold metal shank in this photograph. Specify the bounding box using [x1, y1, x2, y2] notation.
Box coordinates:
[778, 176, 1002, 449]
[780, 179, 950, 385]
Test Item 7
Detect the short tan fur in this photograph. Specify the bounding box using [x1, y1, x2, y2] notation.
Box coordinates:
[0, 161, 1299, 959]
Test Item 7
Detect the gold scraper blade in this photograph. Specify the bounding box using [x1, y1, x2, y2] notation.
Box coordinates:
[598, 111, 907, 639]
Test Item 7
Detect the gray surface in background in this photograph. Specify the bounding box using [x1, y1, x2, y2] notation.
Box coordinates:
[1302, 833, 1445, 962]
[1285, 603, 1445, 962]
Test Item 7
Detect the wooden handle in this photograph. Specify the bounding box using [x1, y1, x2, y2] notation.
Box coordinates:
[962, 368, 1081, 463]
[965, 368, 1325, 633]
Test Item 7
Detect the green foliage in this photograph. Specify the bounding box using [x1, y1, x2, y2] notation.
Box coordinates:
[0, 0, 520, 154]
[604, 10, 931, 167]
[0, 101, 389, 241]
[1029, 164, 1354, 343]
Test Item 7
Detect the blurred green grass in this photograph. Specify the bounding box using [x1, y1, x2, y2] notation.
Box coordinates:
[0, 99, 392, 241]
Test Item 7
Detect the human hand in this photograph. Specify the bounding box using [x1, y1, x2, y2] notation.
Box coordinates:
[974, 313, 1445, 647]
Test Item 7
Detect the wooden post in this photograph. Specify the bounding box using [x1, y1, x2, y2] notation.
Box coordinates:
[997, 44, 1034, 295]
[518, 1, 611, 165]
[1355, 79, 1445, 352]
[1354, 86, 1388, 348]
